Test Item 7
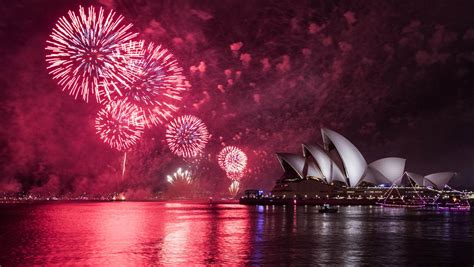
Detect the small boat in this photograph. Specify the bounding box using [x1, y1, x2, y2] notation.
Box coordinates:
[319, 204, 338, 213]
[377, 181, 426, 209]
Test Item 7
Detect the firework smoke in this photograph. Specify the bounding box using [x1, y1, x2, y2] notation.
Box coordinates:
[2, 1, 473, 196]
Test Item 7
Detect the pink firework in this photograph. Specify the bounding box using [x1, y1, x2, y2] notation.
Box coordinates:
[218, 146, 247, 174]
[102, 40, 187, 127]
[166, 115, 210, 158]
[45, 6, 138, 102]
[95, 99, 144, 151]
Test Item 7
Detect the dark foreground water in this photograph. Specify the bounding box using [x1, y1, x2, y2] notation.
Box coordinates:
[0, 202, 472, 265]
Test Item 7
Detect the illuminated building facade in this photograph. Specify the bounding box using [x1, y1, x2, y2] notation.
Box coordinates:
[272, 128, 454, 198]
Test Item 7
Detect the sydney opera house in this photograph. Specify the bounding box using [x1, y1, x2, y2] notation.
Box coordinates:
[268, 128, 455, 202]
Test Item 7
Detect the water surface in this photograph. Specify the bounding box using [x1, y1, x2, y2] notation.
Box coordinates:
[0, 202, 472, 265]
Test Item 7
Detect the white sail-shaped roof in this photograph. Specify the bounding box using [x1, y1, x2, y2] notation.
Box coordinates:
[369, 157, 406, 184]
[276, 153, 305, 179]
[361, 166, 392, 185]
[406, 172, 425, 186]
[424, 172, 454, 189]
[423, 178, 437, 188]
[304, 158, 325, 179]
[274, 128, 456, 189]
[321, 128, 367, 187]
[302, 144, 347, 184]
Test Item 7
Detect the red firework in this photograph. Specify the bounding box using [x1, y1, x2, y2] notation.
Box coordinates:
[45, 6, 138, 103]
[102, 40, 187, 127]
[218, 146, 247, 174]
[95, 99, 144, 151]
[166, 115, 210, 158]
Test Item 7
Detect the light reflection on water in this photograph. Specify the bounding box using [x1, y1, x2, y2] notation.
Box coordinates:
[0, 203, 472, 265]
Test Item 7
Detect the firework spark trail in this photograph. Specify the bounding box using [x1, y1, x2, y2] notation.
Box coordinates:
[101, 40, 187, 127]
[167, 168, 192, 184]
[95, 99, 144, 151]
[228, 180, 240, 197]
[45, 6, 138, 102]
[122, 152, 127, 179]
[166, 115, 210, 158]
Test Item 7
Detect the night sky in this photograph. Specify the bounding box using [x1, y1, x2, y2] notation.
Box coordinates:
[1, 0, 473, 196]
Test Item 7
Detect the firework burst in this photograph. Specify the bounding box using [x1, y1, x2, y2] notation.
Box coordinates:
[167, 168, 192, 185]
[218, 146, 247, 174]
[166, 115, 210, 158]
[45, 6, 138, 102]
[95, 99, 144, 151]
[101, 40, 187, 127]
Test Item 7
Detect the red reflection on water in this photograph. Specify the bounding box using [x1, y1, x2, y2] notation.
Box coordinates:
[159, 203, 206, 264]
[159, 203, 250, 264]
[89, 203, 154, 265]
[1, 202, 253, 265]
[217, 204, 251, 263]
[29, 203, 164, 265]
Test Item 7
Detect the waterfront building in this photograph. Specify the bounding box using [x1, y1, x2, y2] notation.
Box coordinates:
[271, 128, 454, 200]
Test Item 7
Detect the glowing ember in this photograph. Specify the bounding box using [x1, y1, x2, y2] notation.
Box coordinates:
[167, 168, 192, 184]
[95, 99, 144, 151]
[45, 6, 138, 102]
[218, 146, 247, 174]
[166, 115, 210, 158]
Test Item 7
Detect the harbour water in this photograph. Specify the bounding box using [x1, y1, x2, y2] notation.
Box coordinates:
[0, 202, 472, 265]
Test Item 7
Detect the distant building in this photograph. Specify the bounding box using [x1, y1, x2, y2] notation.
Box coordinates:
[272, 128, 454, 198]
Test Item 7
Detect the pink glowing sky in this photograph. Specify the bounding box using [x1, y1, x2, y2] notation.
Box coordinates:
[1, 0, 473, 195]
